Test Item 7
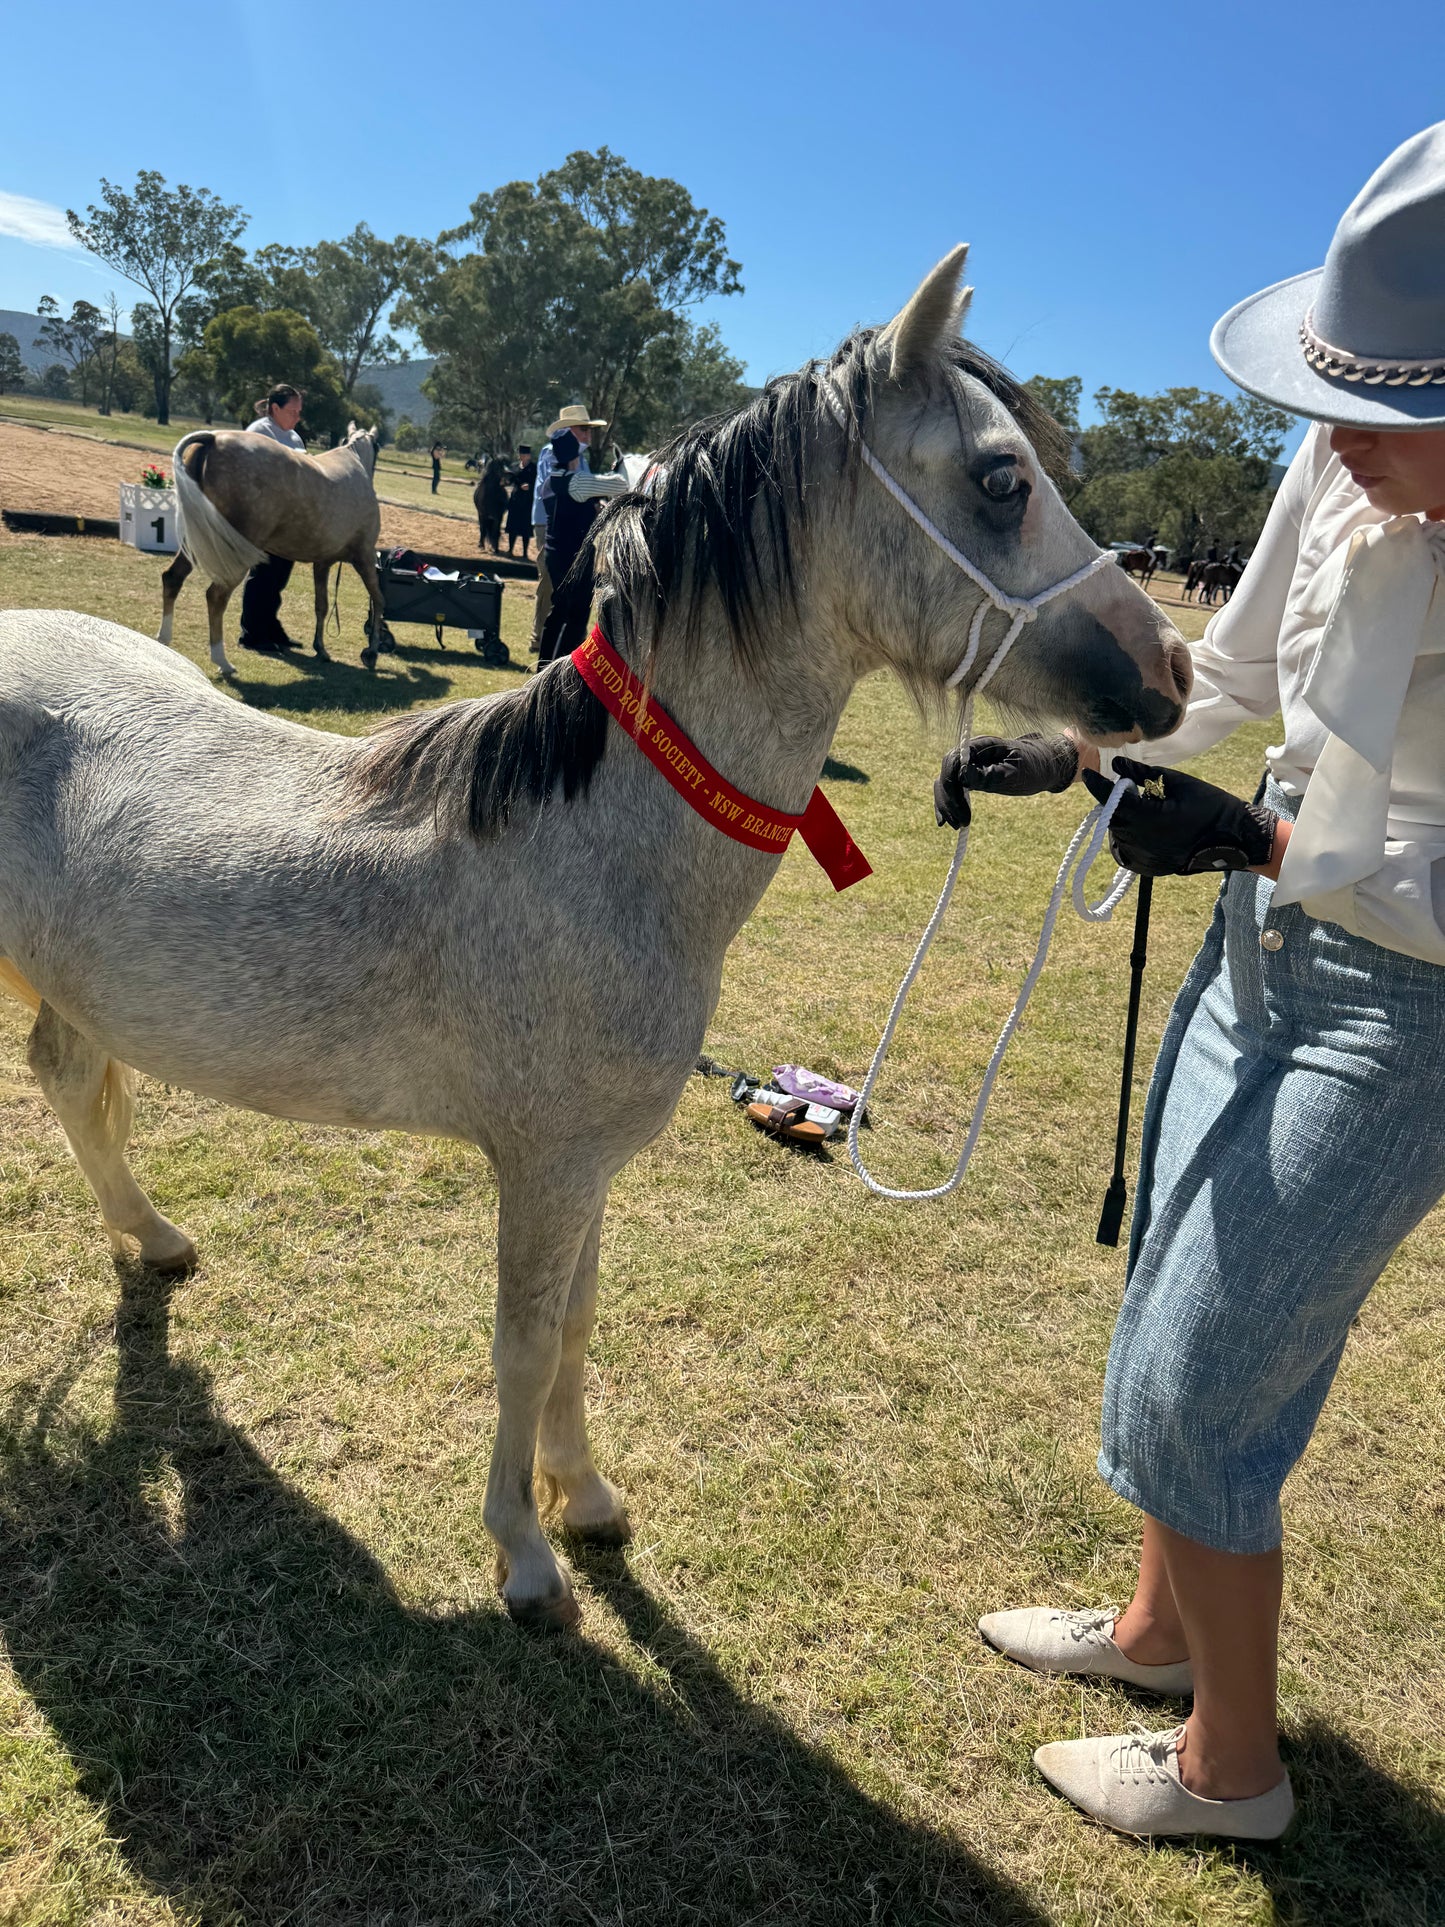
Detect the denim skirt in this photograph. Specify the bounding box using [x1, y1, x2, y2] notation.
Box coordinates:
[1099, 779, 1445, 1555]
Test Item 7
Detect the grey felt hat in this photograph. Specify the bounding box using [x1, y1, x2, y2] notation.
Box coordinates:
[1211, 122, 1445, 430]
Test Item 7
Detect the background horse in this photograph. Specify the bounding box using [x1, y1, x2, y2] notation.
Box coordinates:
[1184, 558, 1243, 604]
[158, 421, 387, 679]
[0, 249, 1190, 1630]
[1116, 544, 1158, 589]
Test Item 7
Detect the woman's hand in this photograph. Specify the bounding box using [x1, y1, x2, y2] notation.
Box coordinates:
[934, 733, 1081, 828]
[1081, 757, 1279, 877]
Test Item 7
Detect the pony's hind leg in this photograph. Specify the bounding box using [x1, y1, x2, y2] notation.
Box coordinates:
[26, 1003, 196, 1273]
[205, 579, 240, 682]
[157, 549, 193, 646]
[485, 1163, 609, 1629]
[352, 550, 390, 669]
[537, 1200, 630, 1543]
[311, 561, 333, 662]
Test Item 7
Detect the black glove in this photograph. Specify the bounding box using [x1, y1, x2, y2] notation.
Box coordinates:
[1081, 755, 1278, 877]
[933, 733, 1079, 828]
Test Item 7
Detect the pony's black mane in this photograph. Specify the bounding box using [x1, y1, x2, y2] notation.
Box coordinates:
[350, 328, 1069, 840]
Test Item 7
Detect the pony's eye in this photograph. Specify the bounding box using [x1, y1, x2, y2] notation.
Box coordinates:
[981, 462, 1023, 500]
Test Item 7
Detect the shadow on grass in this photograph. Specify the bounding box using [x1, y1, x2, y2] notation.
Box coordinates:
[0, 1269, 1045, 1926]
[228, 648, 455, 718]
[1244, 1724, 1445, 1926]
[822, 756, 869, 784]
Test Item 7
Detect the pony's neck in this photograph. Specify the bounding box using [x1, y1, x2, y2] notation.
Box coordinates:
[612, 597, 859, 816]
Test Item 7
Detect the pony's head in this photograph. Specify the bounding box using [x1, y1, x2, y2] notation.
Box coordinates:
[344, 420, 381, 479]
[599, 248, 1190, 746]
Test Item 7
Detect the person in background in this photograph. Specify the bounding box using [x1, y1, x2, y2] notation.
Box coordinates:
[477, 454, 508, 554]
[531, 405, 607, 655]
[429, 440, 445, 494]
[504, 445, 536, 559]
[238, 383, 307, 656]
[936, 120, 1445, 1844]
[535, 421, 625, 667]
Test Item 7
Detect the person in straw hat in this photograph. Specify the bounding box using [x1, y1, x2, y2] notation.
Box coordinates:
[537, 409, 626, 666]
[531, 405, 609, 653]
[935, 122, 1445, 1839]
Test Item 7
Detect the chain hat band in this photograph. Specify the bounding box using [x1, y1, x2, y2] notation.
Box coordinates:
[1299, 309, 1445, 389]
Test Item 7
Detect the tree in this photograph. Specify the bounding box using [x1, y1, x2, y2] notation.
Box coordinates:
[1068, 384, 1292, 558]
[0, 332, 24, 395]
[40, 364, 71, 399]
[107, 339, 151, 414]
[67, 172, 247, 424]
[258, 225, 432, 397]
[201, 305, 349, 442]
[614, 319, 749, 449]
[130, 303, 170, 418]
[394, 415, 419, 452]
[407, 148, 744, 447]
[92, 292, 127, 416]
[1024, 374, 1082, 435]
[36, 296, 105, 405]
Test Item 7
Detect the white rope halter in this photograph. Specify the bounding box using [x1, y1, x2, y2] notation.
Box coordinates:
[815, 373, 1117, 696]
[816, 369, 1136, 1201]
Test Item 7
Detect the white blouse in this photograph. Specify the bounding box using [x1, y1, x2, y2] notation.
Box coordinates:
[1114, 422, 1445, 966]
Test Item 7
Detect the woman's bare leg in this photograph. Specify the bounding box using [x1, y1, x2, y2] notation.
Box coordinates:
[1116, 1514, 1284, 1801]
[1112, 1514, 1189, 1662]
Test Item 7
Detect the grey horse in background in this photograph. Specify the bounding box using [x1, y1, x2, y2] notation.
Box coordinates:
[158, 421, 388, 678]
[0, 250, 1191, 1630]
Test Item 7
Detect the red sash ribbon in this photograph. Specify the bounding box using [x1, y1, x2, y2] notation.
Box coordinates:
[571, 627, 871, 892]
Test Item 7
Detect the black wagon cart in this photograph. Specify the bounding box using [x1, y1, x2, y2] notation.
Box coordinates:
[376, 548, 509, 665]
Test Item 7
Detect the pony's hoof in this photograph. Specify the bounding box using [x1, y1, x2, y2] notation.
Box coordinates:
[144, 1239, 200, 1278]
[313, 645, 332, 663]
[505, 1586, 582, 1633]
[564, 1511, 633, 1548]
[360, 649, 377, 671]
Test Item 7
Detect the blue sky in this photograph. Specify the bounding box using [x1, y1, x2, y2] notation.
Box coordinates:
[3, 0, 1438, 450]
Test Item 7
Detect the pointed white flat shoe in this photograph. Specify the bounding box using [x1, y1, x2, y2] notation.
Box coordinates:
[1033, 1725, 1295, 1840]
[978, 1605, 1194, 1696]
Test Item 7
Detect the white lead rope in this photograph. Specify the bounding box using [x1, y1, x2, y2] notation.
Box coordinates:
[846, 779, 1136, 1201]
[811, 367, 1141, 1200]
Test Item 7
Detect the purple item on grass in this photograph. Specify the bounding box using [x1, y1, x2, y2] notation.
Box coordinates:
[772, 1065, 862, 1113]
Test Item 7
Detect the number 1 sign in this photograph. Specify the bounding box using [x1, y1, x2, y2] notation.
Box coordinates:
[118, 482, 180, 554]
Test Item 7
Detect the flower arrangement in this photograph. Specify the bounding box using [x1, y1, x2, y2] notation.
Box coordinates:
[140, 463, 170, 489]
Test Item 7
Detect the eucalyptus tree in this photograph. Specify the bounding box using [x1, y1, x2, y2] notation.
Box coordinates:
[66, 173, 246, 424]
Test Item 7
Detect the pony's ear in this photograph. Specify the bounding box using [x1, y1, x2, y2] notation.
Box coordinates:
[346, 418, 357, 435]
[876, 245, 973, 380]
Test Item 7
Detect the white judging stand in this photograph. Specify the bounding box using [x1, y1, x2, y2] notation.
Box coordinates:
[119, 482, 180, 554]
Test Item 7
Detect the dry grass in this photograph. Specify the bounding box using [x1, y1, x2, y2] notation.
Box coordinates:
[0, 406, 484, 551]
[1, 524, 1443, 1925]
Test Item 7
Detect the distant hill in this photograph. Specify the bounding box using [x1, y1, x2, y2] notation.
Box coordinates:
[358, 357, 436, 428]
[0, 307, 75, 374]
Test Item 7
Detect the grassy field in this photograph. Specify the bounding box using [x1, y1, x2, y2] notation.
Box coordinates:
[0, 526, 1442, 1926]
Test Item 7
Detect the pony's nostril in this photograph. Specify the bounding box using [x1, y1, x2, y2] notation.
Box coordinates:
[1170, 648, 1193, 703]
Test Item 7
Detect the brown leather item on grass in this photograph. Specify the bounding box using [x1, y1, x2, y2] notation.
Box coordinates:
[746, 1096, 830, 1146]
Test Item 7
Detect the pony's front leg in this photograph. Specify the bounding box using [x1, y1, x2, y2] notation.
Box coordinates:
[486, 1165, 606, 1629]
[205, 580, 238, 681]
[157, 549, 192, 645]
[311, 561, 333, 662]
[537, 1198, 631, 1543]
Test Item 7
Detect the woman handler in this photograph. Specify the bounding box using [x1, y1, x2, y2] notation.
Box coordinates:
[936, 123, 1445, 1839]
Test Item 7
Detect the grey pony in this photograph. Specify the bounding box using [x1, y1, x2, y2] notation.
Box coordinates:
[0, 251, 1190, 1627]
